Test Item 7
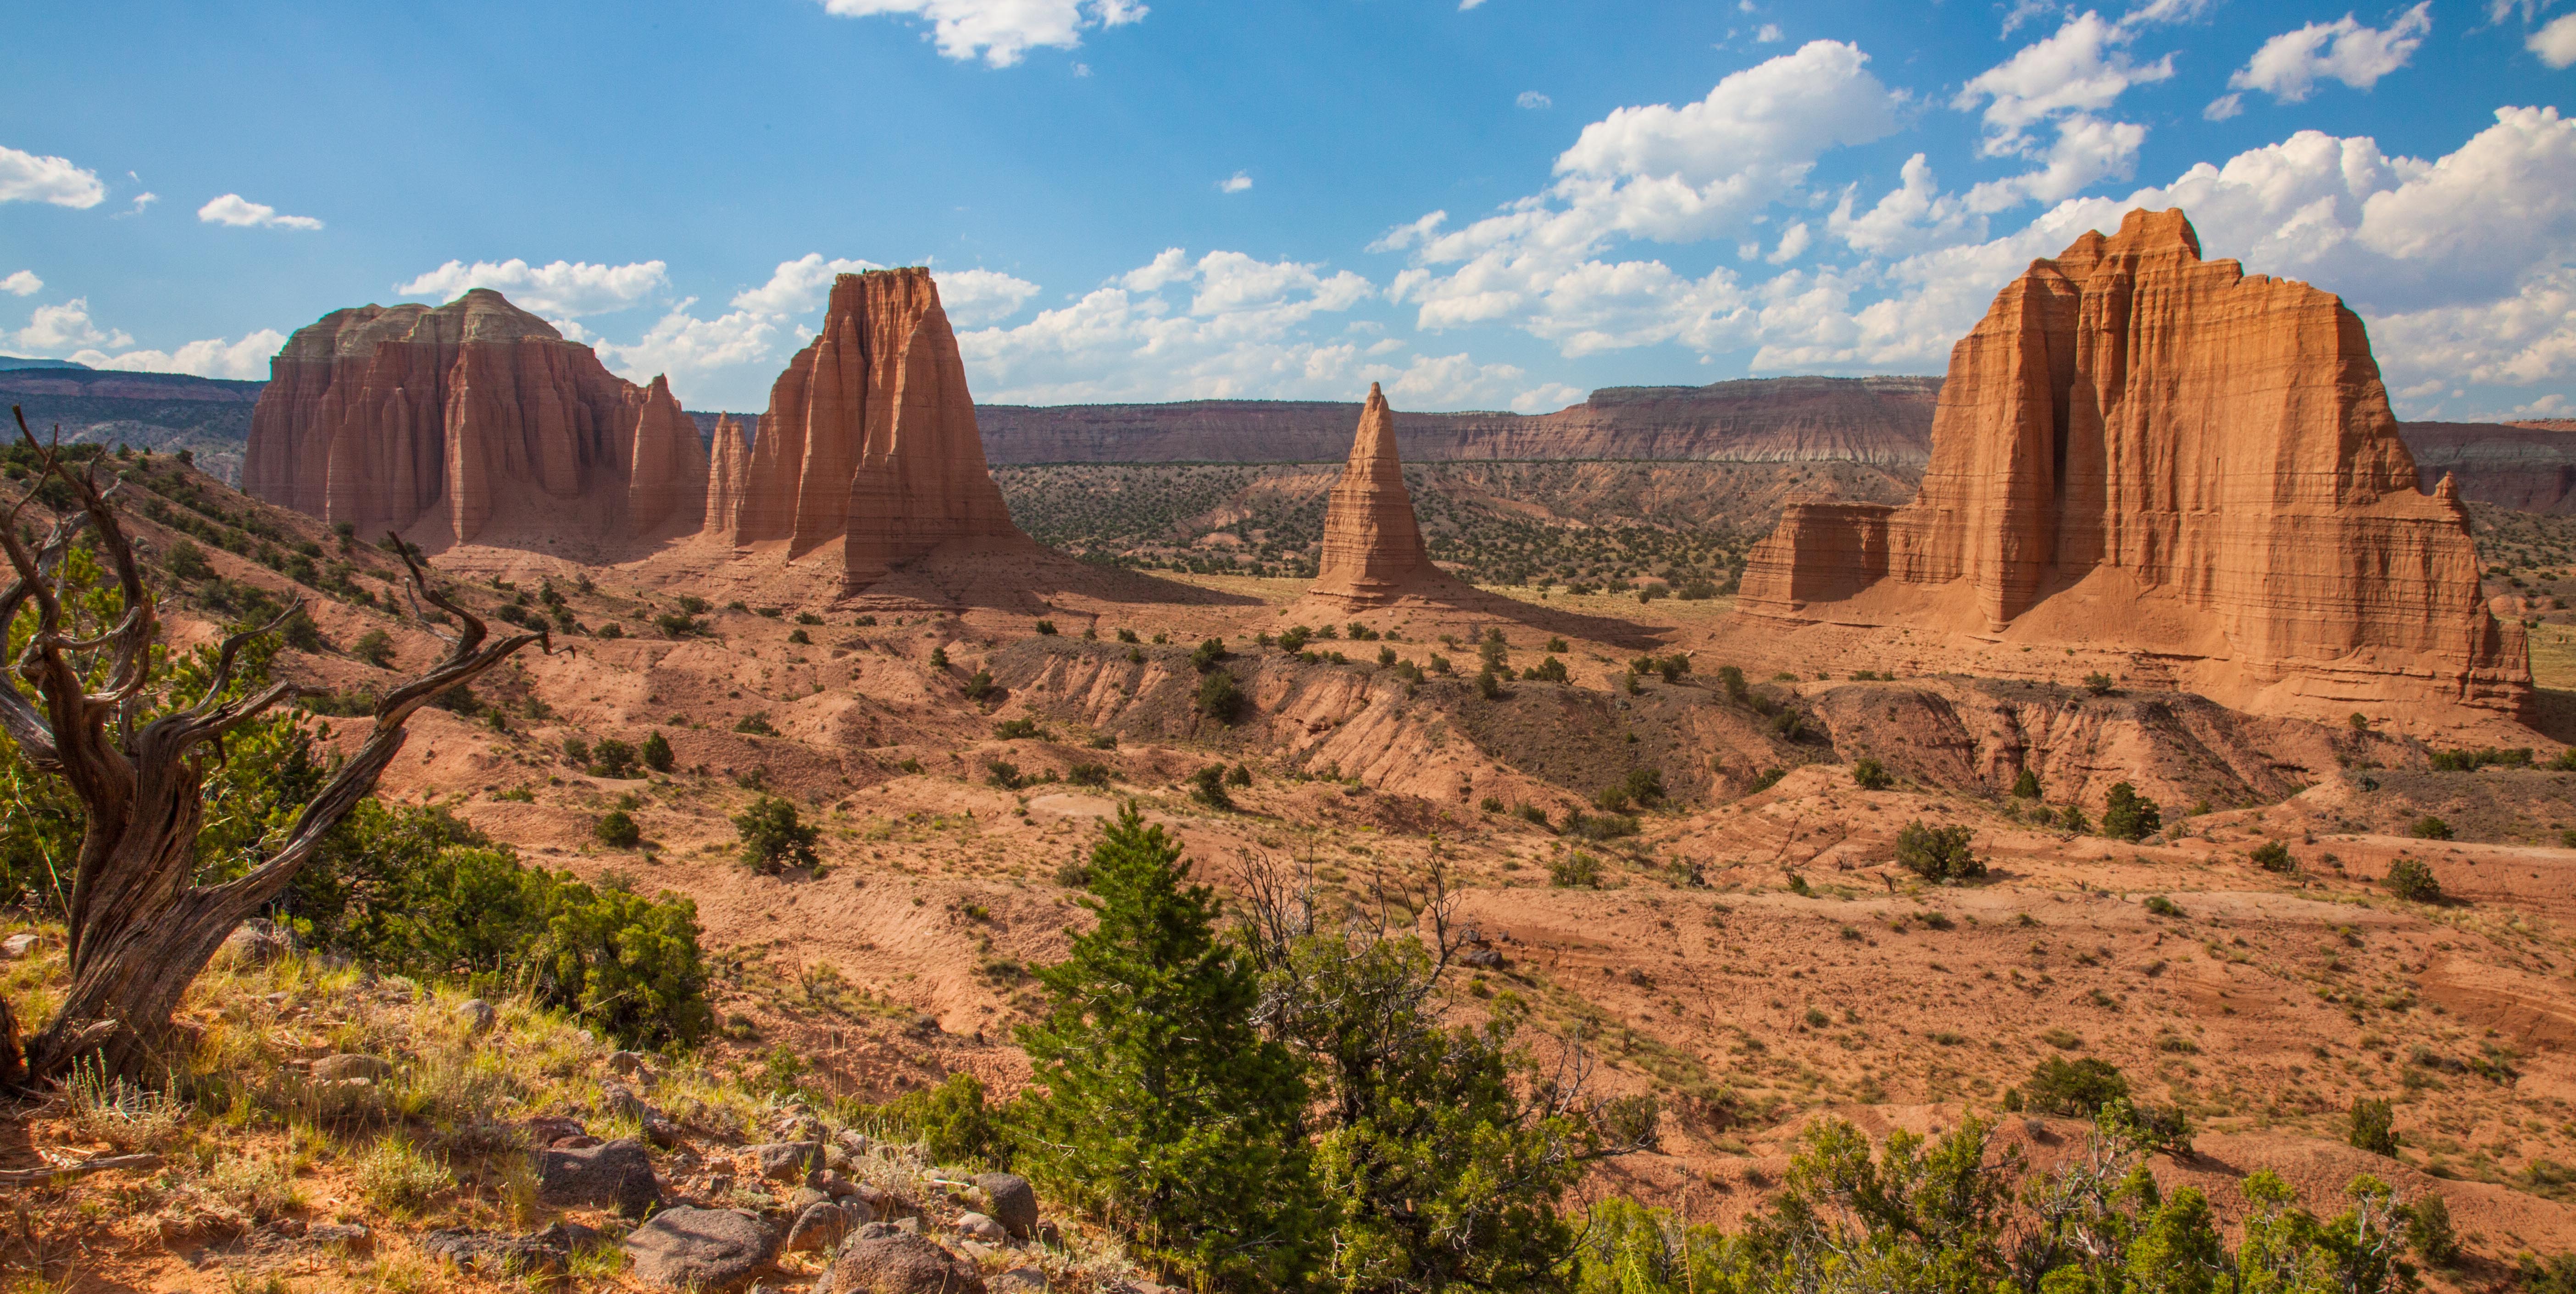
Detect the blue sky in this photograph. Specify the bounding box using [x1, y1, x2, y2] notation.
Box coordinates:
[5, 0, 2574, 420]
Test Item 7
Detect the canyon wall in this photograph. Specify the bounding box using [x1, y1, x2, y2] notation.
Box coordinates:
[243, 289, 705, 550]
[1735, 208, 2529, 723]
[701, 268, 1024, 588]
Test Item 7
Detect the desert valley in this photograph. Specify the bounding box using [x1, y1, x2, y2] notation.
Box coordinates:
[4, 200, 2576, 1294]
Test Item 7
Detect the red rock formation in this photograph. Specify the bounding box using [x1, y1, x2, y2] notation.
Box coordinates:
[700, 415, 754, 540]
[1737, 208, 2529, 722]
[704, 268, 1022, 588]
[244, 289, 705, 550]
[1306, 384, 1471, 609]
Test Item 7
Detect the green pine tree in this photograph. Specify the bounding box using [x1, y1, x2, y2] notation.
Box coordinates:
[1016, 805, 1324, 1291]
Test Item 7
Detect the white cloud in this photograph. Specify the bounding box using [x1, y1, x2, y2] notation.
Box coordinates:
[1460, 0, 1488, 8]
[2533, 13, 2576, 67]
[595, 303, 780, 382]
[396, 258, 669, 317]
[1757, 23, 1783, 40]
[730, 254, 883, 316]
[195, 193, 322, 231]
[938, 267, 1043, 326]
[71, 330, 287, 381]
[112, 192, 157, 219]
[1378, 42, 1900, 355]
[1218, 171, 1253, 194]
[1516, 91, 1552, 110]
[0, 146, 106, 209]
[1511, 382, 1586, 413]
[2203, 92, 2243, 120]
[816, 0, 1145, 67]
[11, 299, 130, 354]
[1952, 12, 2171, 155]
[2228, 3, 2432, 104]
[1, 271, 39, 297]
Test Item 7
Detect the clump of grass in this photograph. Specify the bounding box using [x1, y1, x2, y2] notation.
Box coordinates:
[65, 1057, 186, 1153]
[353, 1133, 452, 1217]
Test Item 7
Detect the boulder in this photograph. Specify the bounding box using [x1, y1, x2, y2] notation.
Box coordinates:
[420, 1223, 595, 1277]
[535, 1137, 659, 1216]
[970, 1174, 1038, 1239]
[0, 933, 40, 959]
[523, 1114, 588, 1148]
[623, 1206, 777, 1294]
[216, 919, 292, 967]
[753, 1141, 825, 1182]
[785, 1200, 862, 1254]
[831, 1229, 988, 1294]
[989, 1270, 1048, 1294]
[953, 1212, 1008, 1246]
[456, 998, 497, 1034]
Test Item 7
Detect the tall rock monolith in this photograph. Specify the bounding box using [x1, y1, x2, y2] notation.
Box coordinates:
[1306, 383, 1469, 609]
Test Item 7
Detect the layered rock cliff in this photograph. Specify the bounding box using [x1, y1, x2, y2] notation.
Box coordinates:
[702, 268, 1023, 588]
[1736, 208, 2529, 722]
[2400, 423, 2576, 514]
[975, 376, 1940, 466]
[1306, 384, 1473, 609]
[243, 289, 706, 550]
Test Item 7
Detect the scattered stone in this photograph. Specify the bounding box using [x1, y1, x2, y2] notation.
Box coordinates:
[788, 1186, 832, 1216]
[310, 1054, 394, 1083]
[835, 1128, 873, 1155]
[785, 1200, 861, 1254]
[421, 1227, 569, 1277]
[754, 1141, 824, 1182]
[608, 1050, 652, 1076]
[217, 919, 292, 967]
[535, 1137, 659, 1216]
[971, 1173, 1037, 1239]
[831, 1229, 988, 1294]
[304, 1222, 371, 1249]
[1459, 947, 1505, 969]
[953, 1212, 1009, 1246]
[990, 1268, 1048, 1294]
[456, 998, 497, 1034]
[0, 933, 39, 959]
[524, 1114, 588, 1148]
[623, 1206, 778, 1294]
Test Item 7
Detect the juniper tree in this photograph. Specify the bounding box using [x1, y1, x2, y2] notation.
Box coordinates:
[1016, 805, 1323, 1291]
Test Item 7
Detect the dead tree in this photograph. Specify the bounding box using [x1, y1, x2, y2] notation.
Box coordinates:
[0, 410, 550, 1084]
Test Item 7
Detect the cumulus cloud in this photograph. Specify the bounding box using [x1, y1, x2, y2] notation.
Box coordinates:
[729, 254, 883, 316]
[11, 299, 130, 354]
[397, 258, 669, 317]
[1952, 12, 2170, 155]
[112, 192, 157, 219]
[1517, 91, 1552, 110]
[595, 304, 780, 383]
[816, 0, 1145, 67]
[2228, 3, 2432, 104]
[938, 267, 1043, 326]
[1757, 23, 1783, 40]
[71, 330, 287, 381]
[1374, 42, 1899, 355]
[2532, 12, 2576, 67]
[1, 271, 39, 297]
[0, 145, 106, 209]
[1219, 171, 1253, 193]
[196, 194, 323, 231]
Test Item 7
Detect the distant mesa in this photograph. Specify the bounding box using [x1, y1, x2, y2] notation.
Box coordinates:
[244, 289, 706, 553]
[702, 267, 1029, 590]
[1735, 208, 2530, 727]
[1305, 383, 1475, 611]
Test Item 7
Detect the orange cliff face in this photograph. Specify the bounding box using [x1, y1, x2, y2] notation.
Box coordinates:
[1305, 383, 1472, 610]
[243, 289, 705, 551]
[702, 268, 1023, 589]
[1736, 208, 2530, 724]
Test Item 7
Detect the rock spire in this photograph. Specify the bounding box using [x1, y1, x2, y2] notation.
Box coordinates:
[1737, 208, 2529, 720]
[700, 268, 1023, 587]
[1307, 383, 1463, 608]
[243, 289, 706, 550]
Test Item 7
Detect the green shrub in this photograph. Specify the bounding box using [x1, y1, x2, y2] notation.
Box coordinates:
[1476, 668, 1504, 700]
[2249, 839, 2295, 872]
[2082, 672, 2115, 695]
[987, 760, 1026, 790]
[1197, 669, 1244, 724]
[1035, 620, 1058, 636]
[734, 794, 821, 874]
[2408, 1194, 2458, 1266]
[1191, 638, 1227, 672]
[964, 668, 995, 701]
[994, 717, 1043, 740]
[733, 712, 777, 737]
[1851, 757, 1892, 790]
[594, 810, 641, 849]
[873, 1072, 1012, 1168]
[1717, 664, 1748, 701]
[1522, 655, 1569, 683]
[2385, 856, 2442, 901]
[1190, 765, 1235, 810]
[353, 628, 395, 668]
[2023, 1056, 2129, 1116]
[2409, 816, 2453, 842]
[2348, 1096, 2398, 1156]
[1549, 852, 1604, 888]
[2010, 769, 2040, 799]
[1067, 762, 1111, 788]
[1895, 821, 1983, 881]
[786, 628, 810, 645]
[2100, 782, 2161, 841]
[641, 731, 674, 773]
[589, 738, 641, 779]
[166, 538, 212, 581]
[2142, 895, 2184, 918]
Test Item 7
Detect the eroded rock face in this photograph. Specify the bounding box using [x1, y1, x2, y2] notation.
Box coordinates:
[244, 289, 706, 551]
[1307, 383, 1467, 609]
[703, 268, 1022, 588]
[1737, 208, 2530, 722]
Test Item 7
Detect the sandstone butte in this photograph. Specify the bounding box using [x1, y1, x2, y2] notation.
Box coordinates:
[701, 267, 1025, 589]
[243, 289, 705, 551]
[1305, 383, 1476, 610]
[1735, 208, 2532, 726]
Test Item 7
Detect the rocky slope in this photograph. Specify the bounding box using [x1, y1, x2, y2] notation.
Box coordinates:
[1733, 208, 2529, 732]
[242, 289, 706, 553]
[0, 367, 263, 482]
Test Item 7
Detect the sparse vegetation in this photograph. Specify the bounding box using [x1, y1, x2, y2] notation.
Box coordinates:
[733, 794, 821, 874]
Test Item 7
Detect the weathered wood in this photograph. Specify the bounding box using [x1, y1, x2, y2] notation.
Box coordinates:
[0, 1153, 161, 1187]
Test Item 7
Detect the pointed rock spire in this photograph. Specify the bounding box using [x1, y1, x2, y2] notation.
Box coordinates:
[1308, 383, 1459, 608]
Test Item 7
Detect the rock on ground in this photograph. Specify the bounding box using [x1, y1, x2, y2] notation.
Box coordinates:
[535, 1137, 658, 1216]
[972, 1173, 1038, 1238]
[623, 1206, 778, 1294]
[831, 1228, 988, 1294]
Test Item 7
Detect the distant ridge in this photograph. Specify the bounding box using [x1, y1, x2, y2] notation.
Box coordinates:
[0, 355, 93, 371]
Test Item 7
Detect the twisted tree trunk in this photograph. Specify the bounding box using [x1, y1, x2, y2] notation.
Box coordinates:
[0, 408, 550, 1083]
